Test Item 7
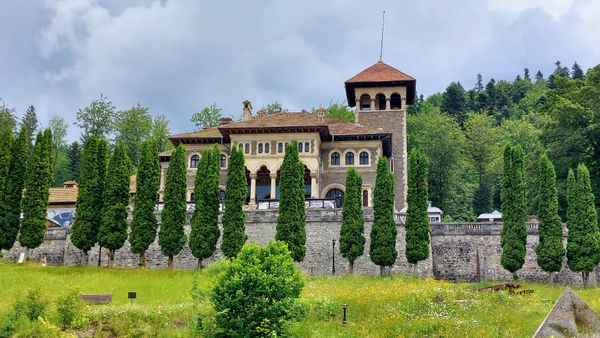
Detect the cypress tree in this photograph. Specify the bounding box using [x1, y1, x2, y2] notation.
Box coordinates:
[500, 145, 528, 280]
[19, 129, 54, 254]
[159, 144, 187, 269]
[339, 167, 364, 274]
[535, 155, 565, 282]
[276, 141, 306, 262]
[130, 139, 160, 268]
[566, 164, 600, 287]
[0, 127, 29, 251]
[221, 146, 248, 259]
[369, 157, 397, 276]
[67, 141, 82, 181]
[71, 136, 106, 262]
[97, 143, 131, 267]
[189, 145, 221, 267]
[0, 129, 14, 193]
[405, 149, 430, 273]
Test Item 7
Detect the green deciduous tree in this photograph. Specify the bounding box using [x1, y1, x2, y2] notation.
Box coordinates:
[71, 136, 107, 262]
[115, 105, 153, 168]
[159, 145, 187, 269]
[405, 149, 430, 272]
[0, 99, 17, 134]
[97, 143, 131, 267]
[442, 82, 467, 125]
[189, 145, 221, 267]
[152, 114, 171, 152]
[370, 157, 397, 275]
[339, 167, 364, 274]
[535, 154, 565, 282]
[191, 104, 222, 128]
[276, 141, 306, 262]
[19, 129, 54, 254]
[0, 127, 30, 250]
[566, 164, 600, 287]
[221, 145, 248, 259]
[211, 241, 304, 337]
[323, 101, 355, 122]
[130, 139, 160, 268]
[500, 145, 528, 279]
[75, 94, 116, 140]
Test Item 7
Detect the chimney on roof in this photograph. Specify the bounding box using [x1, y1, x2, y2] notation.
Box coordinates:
[242, 100, 253, 121]
[316, 107, 326, 123]
[256, 109, 266, 118]
[218, 117, 233, 126]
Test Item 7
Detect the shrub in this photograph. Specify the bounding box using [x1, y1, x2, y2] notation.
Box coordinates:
[211, 241, 305, 337]
[56, 290, 84, 328]
[24, 289, 47, 321]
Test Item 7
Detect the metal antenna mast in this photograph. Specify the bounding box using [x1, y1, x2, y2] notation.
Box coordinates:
[379, 10, 385, 61]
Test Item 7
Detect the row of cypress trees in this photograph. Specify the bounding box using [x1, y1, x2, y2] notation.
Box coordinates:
[0, 127, 55, 256]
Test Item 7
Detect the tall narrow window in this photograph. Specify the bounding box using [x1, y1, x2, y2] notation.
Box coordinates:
[220, 154, 226, 168]
[331, 152, 340, 166]
[258, 143, 263, 153]
[390, 93, 401, 110]
[265, 142, 270, 154]
[304, 142, 310, 153]
[360, 94, 371, 111]
[190, 154, 200, 169]
[244, 143, 250, 154]
[278, 142, 283, 153]
[298, 142, 303, 153]
[345, 152, 354, 165]
[363, 190, 369, 207]
[359, 151, 369, 165]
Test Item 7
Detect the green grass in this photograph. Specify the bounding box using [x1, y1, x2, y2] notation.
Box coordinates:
[1, 262, 599, 337]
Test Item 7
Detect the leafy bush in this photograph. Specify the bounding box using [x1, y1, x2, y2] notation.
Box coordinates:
[0, 289, 47, 336]
[211, 241, 305, 337]
[56, 290, 83, 328]
[24, 289, 47, 321]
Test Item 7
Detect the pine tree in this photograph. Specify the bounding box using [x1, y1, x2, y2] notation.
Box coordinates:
[535, 70, 544, 83]
[405, 149, 430, 273]
[71, 136, 106, 262]
[21, 105, 38, 147]
[535, 155, 565, 282]
[500, 145, 528, 279]
[370, 157, 397, 276]
[339, 167, 364, 274]
[566, 164, 600, 287]
[97, 143, 131, 267]
[67, 141, 82, 181]
[221, 146, 248, 259]
[0, 127, 30, 250]
[276, 141, 306, 262]
[159, 144, 187, 269]
[19, 129, 54, 254]
[130, 139, 160, 268]
[571, 62, 584, 80]
[0, 129, 14, 192]
[524, 68, 531, 82]
[189, 145, 221, 267]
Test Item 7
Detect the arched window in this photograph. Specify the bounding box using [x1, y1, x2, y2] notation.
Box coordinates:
[220, 154, 226, 168]
[390, 93, 401, 110]
[278, 142, 283, 153]
[258, 143, 263, 153]
[359, 151, 369, 165]
[360, 94, 371, 111]
[363, 190, 369, 207]
[265, 142, 270, 154]
[219, 190, 226, 203]
[190, 192, 195, 203]
[190, 154, 200, 169]
[326, 188, 344, 208]
[298, 142, 303, 153]
[331, 152, 340, 166]
[345, 152, 355, 165]
[304, 142, 310, 153]
[376, 93, 386, 110]
[244, 143, 250, 154]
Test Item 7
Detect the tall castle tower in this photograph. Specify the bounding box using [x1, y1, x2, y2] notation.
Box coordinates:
[344, 61, 416, 210]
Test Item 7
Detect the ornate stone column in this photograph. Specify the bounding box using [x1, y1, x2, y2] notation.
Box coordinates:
[370, 98, 375, 110]
[270, 173, 277, 199]
[310, 172, 318, 198]
[249, 173, 257, 207]
[385, 97, 391, 110]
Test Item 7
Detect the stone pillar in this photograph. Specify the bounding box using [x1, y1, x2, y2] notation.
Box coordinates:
[370, 98, 375, 110]
[249, 173, 257, 207]
[355, 99, 360, 112]
[270, 173, 277, 199]
[385, 97, 391, 111]
[401, 97, 406, 110]
[310, 172, 318, 198]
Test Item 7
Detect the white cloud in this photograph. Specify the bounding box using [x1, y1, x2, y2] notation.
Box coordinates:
[487, 0, 575, 19]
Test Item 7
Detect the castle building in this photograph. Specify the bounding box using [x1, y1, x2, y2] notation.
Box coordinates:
[158, 61, 415, 210]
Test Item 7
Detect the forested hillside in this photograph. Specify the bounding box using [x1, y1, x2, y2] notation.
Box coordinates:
[408, 61, 600, 220]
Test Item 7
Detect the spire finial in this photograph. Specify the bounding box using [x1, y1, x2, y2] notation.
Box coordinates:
[379, 10, 385, 62]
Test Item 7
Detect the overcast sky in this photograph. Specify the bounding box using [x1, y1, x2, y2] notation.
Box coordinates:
[1, 0, 599, 139]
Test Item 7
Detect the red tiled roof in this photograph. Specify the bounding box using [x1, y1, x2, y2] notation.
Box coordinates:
[169, 127, 222, 139]
[345, 61, 415, 83]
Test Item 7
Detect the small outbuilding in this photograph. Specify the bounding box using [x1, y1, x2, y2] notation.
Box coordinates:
[398, 201, 443, 223]
[477, 210, 502, 222]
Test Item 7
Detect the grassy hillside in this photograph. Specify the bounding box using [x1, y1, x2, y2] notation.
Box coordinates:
[0, 262, 599, 337]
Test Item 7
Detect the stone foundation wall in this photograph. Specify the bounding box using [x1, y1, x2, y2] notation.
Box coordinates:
[2, 210, 596, 285]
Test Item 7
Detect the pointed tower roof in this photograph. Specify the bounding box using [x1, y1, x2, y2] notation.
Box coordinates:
[345, 61, 416, 106]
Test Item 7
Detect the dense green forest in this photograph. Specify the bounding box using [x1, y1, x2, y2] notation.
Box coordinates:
[407, 61, 600, 220]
